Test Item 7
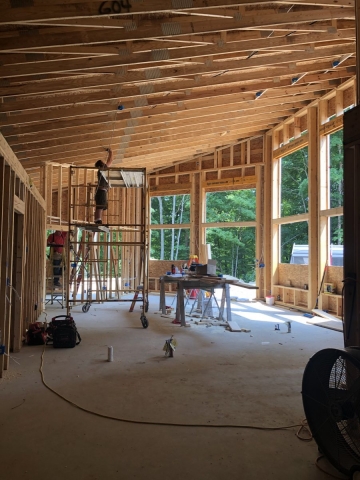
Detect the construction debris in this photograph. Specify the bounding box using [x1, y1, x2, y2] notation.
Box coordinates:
[227, 320, 251, 332]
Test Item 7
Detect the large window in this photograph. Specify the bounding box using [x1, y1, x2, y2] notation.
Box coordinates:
[205, 189, 256, 282]
[206, 227, 255, 282]
[151, 194, 190, 225]
[323, 129, 343, 267]
[281, 147, 309, 217]
[206, 189, 256, 222]
[281, 221, 308, 264]
[329, 129, 343, 208]
[150, 194, 190, 260]
[150, 228, 190, 260]
[329, 216, 343, 266]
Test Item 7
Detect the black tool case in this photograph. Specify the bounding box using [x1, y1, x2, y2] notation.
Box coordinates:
[48, 315, 81, 348]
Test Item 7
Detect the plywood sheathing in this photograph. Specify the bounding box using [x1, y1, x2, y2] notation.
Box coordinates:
[149, 260, 186, 279]
[325, 266, 345, 295]
[278, 264, 309, 289]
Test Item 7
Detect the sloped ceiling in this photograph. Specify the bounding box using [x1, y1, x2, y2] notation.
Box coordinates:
[0, 0, 356, 174]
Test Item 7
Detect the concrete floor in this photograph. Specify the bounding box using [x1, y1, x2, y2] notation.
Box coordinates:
[0, 294, 348, 480]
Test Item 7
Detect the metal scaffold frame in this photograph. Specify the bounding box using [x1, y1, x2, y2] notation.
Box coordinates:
[66, 166, 150, 328]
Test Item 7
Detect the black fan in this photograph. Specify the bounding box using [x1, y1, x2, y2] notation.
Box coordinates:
[302, 347, 360, 477]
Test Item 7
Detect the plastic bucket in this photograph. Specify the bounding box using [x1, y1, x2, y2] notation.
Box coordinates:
[266, 296, 275, 306]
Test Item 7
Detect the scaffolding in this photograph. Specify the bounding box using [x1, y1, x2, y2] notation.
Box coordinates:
[66, 166, 149, 328]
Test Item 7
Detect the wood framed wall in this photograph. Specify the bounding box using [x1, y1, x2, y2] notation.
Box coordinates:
[0, 76, 353, 380]
[0, 133, 46, 378]
[148, 78, 354, 316]
[268, 77, 353, 314]
[148, 137, 263, 293]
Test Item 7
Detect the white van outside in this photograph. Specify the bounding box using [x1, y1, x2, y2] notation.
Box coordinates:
[290, 244, 343, 266]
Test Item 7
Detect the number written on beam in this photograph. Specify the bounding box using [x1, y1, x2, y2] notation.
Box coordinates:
[203, 176, 257, 188]
[99, 0, 132, 14]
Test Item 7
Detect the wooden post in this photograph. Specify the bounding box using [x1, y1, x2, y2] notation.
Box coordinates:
[11, 213, 25, 352]
[190, 172, 197, 256]
[263, 133, 272, 298]
[271, 134, 280, 291]
[318, 116, 329, 311]
[2, 168, 15, 371]
[46, 163, 53, 223]
[308, 106, 319, 310]
[255, 165, 263, 299]
[57, 165, 62, 221]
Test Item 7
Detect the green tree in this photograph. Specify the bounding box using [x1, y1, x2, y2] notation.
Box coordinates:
[281, 146, 309, 217]
[279, 147, 309, 263]
[205, 189, 256, 281]
[329, 129, 343, 245]
[150, 194, 190, 260]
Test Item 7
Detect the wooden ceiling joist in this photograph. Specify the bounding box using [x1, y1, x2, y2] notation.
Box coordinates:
[0, 1, 354, 26]
[0, 1, 356, 178]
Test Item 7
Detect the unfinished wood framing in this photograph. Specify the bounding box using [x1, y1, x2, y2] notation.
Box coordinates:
[308, 106, 319, 310]
[267, 81, 351, 313]
[66, 166, 149, 320]
[1, 1, 360, 375]
[0, 151, 45, 377]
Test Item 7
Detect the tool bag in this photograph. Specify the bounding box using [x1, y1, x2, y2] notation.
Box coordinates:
[47, 315, 81, 348]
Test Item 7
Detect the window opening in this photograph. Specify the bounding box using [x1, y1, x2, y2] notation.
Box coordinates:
[205, 227, 256, 282]
[206, 189, 256, 222]
[281, 221, 309, 264]
[329, 129, 343, 209]
[281, 146, 309, 217]
[150, 194, 190, 260]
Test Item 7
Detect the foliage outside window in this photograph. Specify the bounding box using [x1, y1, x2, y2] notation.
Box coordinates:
[150, 194, 190, 260]
[151, 194, 190, 225]
[281, 147, 309, 217]
[281, 221, 308, 263]
[206, 189, 256, 222]
[329, 216, 343, 266]
[150, 228, 190, 260]
[330, 215, 343, 245]
[206, 227, 255, 282]
[205, 189, 256, 282]
[329, 129, 343, 208]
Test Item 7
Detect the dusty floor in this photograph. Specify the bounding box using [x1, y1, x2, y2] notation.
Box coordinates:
[0, 294, 347, 480]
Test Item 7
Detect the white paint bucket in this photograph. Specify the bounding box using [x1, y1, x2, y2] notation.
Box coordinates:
[266, 296, 275, 306]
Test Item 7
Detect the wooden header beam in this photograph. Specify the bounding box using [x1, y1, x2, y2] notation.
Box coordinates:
[0, 133, 45, 209]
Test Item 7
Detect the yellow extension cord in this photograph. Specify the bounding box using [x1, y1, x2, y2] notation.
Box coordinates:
[39, 345, 311, 433]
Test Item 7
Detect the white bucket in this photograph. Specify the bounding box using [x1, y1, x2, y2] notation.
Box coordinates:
[266, 296, 275, 306]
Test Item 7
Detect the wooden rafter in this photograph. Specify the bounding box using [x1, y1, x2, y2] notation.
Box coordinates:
[0, 1, 356, 177]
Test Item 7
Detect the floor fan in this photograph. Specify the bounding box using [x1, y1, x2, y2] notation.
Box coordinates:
[302, 347, 360, 477]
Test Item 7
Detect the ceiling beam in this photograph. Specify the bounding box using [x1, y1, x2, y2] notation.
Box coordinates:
[0, 0, 354, 25]
[0, 9, 354, 54]
[1, 100, 307, 141]
[0, 29, 355, 95]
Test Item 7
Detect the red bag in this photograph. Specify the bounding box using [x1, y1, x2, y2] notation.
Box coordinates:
[26, 322, 47, 345]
